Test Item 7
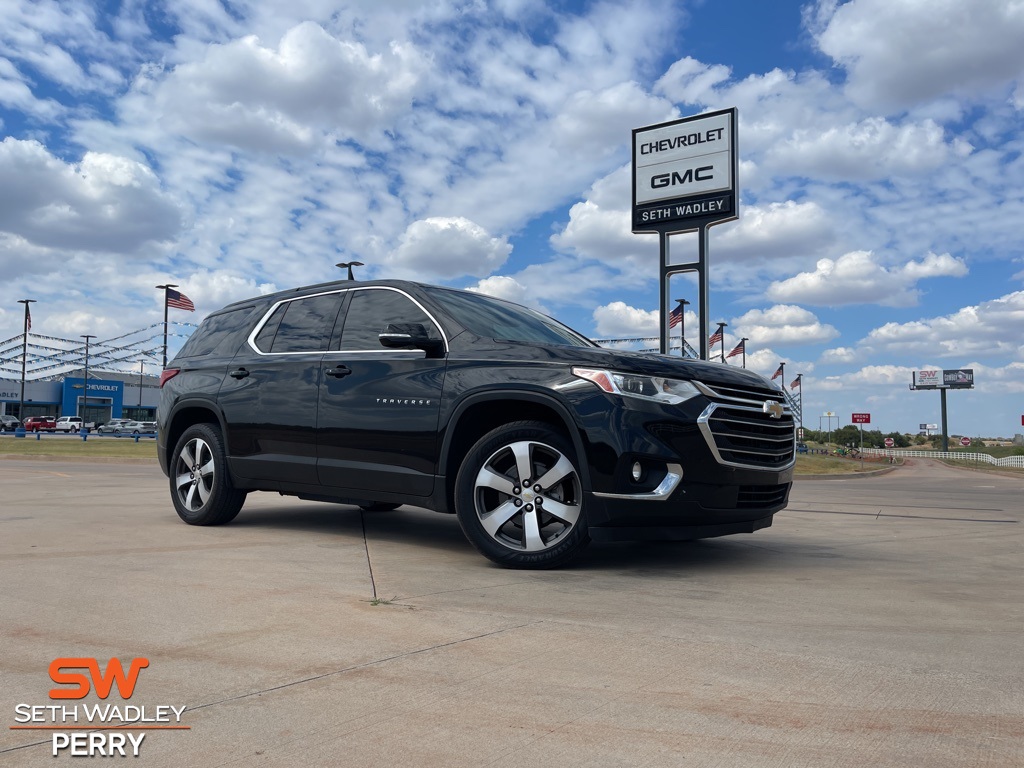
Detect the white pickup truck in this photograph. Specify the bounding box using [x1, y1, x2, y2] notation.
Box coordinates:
[54, 416, 96, 433]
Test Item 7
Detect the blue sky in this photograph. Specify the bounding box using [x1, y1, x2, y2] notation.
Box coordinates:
[1, 0, 1023, 437]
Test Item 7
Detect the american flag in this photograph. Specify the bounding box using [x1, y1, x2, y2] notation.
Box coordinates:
[26, 305, 31, 331]
[708, 328, 723, 348]
[166, 288, 195, 312]
[726, 340, 745, 358]
[791, 376, 801, 389]
[771, 364, 784, 380]
[668, 304, 683, 329]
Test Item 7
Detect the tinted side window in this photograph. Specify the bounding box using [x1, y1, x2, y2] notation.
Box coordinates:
[265, 293, 342, 353]
[176, 306, 257, 359]
[338, 290, 440, 350]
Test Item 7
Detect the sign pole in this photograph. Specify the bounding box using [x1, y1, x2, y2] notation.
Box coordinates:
[940, 388, 949, 452]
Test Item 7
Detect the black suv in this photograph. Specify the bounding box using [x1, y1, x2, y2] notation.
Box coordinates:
[158, 280, 794, 568]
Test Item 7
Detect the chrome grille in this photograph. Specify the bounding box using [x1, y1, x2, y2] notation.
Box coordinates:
[696, 381, 795, 470]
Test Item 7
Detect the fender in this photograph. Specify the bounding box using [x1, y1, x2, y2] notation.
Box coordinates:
[440, 388, 592, 490]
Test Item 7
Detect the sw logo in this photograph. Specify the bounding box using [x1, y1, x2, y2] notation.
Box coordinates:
[11, 657, 188, 758]
[49, 657, 150, 700]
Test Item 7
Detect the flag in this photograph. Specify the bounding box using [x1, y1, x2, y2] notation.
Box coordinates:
[166, 288, 195, 311]
[726, 340, 745, 358]
[26, 305, 31, 331]
[791, 377, 801, 389]
[709, 328, 723, 348]
[771, 364, 784, 381]
[668, 304, 683, 329]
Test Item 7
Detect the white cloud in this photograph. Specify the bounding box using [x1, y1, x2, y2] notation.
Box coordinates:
[765, 117, 968, 181]
[766, 250, 968, 307]
[0, 138, 184, 255]
[731, 305, 840, 346]
[387, 217, 512, 280]
[812, 0, 1024, 111]
[592, 301, 661, 337]
[861, 290, 1024, 359]
[143, 22, 426, 153]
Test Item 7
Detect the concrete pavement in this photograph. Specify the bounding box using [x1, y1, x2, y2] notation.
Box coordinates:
[1, 458, 1021, 766]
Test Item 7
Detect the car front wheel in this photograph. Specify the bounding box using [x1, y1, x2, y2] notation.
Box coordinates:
[455, 421, 590, 569]
[169, 423, 245, 525]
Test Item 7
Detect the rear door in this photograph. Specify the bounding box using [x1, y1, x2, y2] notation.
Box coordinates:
[217, 291, 344, 485]
[316, 287, 446, 497]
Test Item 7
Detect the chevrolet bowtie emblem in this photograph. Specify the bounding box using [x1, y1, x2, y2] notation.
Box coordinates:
[763, 400, 785, 419]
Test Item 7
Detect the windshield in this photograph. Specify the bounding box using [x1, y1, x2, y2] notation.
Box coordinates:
[435, 288, 596, 347]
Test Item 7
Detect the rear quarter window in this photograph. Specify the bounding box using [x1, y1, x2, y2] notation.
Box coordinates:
[176, 306, 258, 359]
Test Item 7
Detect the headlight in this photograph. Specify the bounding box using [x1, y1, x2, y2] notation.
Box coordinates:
[572, 367, 701, 405]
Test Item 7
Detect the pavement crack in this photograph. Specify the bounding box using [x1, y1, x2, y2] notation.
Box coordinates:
[188, 621, 542, 714]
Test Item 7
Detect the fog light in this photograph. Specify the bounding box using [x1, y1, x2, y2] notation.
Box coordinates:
[631, 462, 643, 482]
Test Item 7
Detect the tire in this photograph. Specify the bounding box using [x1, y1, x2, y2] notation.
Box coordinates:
[359, 503, 402, 512]
[169, 423, 245, 525]
[455, 421, 590, 569]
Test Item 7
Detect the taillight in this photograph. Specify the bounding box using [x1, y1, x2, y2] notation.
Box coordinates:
[159, 369, 180, 388]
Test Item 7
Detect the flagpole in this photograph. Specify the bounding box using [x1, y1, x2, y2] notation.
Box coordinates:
[156, 284, 177, 369]
[675, 298, 689, 357]
[795, 373, 804, 431]
[17, 299, 36, 427]
[740, 337, 748, 369]
[717, 322, 727, 364]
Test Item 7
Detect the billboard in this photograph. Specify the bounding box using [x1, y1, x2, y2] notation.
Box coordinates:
[632, 108, 738, 234]
[913, 369, 974, 390]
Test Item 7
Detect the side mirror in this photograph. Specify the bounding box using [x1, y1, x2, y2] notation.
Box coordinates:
[379, 323, 444, 356]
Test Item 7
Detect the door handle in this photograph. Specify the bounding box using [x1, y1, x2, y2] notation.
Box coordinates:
[325, 365, 352, 378]
[229, 368, 250, 379]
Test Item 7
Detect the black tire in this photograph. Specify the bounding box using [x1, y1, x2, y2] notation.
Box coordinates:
[455, 420, 590, 569]
[358, 503, 402, 512]
[169, 423, 245, 525]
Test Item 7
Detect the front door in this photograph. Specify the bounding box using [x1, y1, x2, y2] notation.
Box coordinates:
[317, 287, 446, 497]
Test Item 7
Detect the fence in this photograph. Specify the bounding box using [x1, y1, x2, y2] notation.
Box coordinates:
[861, 448, 1024, 469]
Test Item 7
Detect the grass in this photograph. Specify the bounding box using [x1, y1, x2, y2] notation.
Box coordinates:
[0, 434, 157, 459]
[794, 453, 894, 475]
[4, 436, 878, 475]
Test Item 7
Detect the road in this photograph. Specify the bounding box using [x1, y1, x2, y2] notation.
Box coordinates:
[0, 457, 1020, 766]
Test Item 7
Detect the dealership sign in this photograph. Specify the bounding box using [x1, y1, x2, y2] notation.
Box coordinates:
[912, 369, 974, 390]
[632, 108, 738, 233]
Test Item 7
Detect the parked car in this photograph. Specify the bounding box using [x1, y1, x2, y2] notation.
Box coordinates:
[23, 416, 57, 432]
[119, 421, 157, 435]
[0, 415, 20, 432]
[54, 416, 95, 433]
[158, 279, 794, 568]
[97, 418, 135, 434]
[796, 442, 809, 454]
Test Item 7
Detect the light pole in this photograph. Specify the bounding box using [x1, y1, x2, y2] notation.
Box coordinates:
[81, 335, 96, 420]
[17, 299, 36, 429]
[155, 284, 177, 369]
[138, 360, 145, 408]
[674, 298, 690, 357]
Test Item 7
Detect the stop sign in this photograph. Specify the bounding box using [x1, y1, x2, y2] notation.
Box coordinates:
[960, 437, 971, 446]
[884, 437, 895, 448]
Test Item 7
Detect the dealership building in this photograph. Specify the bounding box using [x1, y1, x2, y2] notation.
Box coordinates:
[0, 372, 160, 424]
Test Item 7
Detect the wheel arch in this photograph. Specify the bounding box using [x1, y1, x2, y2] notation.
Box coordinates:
[164, 398, 228, 462]
[439, 391, 590, 513]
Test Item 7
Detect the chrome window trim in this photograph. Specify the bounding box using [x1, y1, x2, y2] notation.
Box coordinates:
[246, 286, 449, 357]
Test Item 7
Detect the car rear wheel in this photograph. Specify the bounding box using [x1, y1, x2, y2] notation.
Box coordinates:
[169, 423, 245, 525]
[455, 421, 590, 569]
